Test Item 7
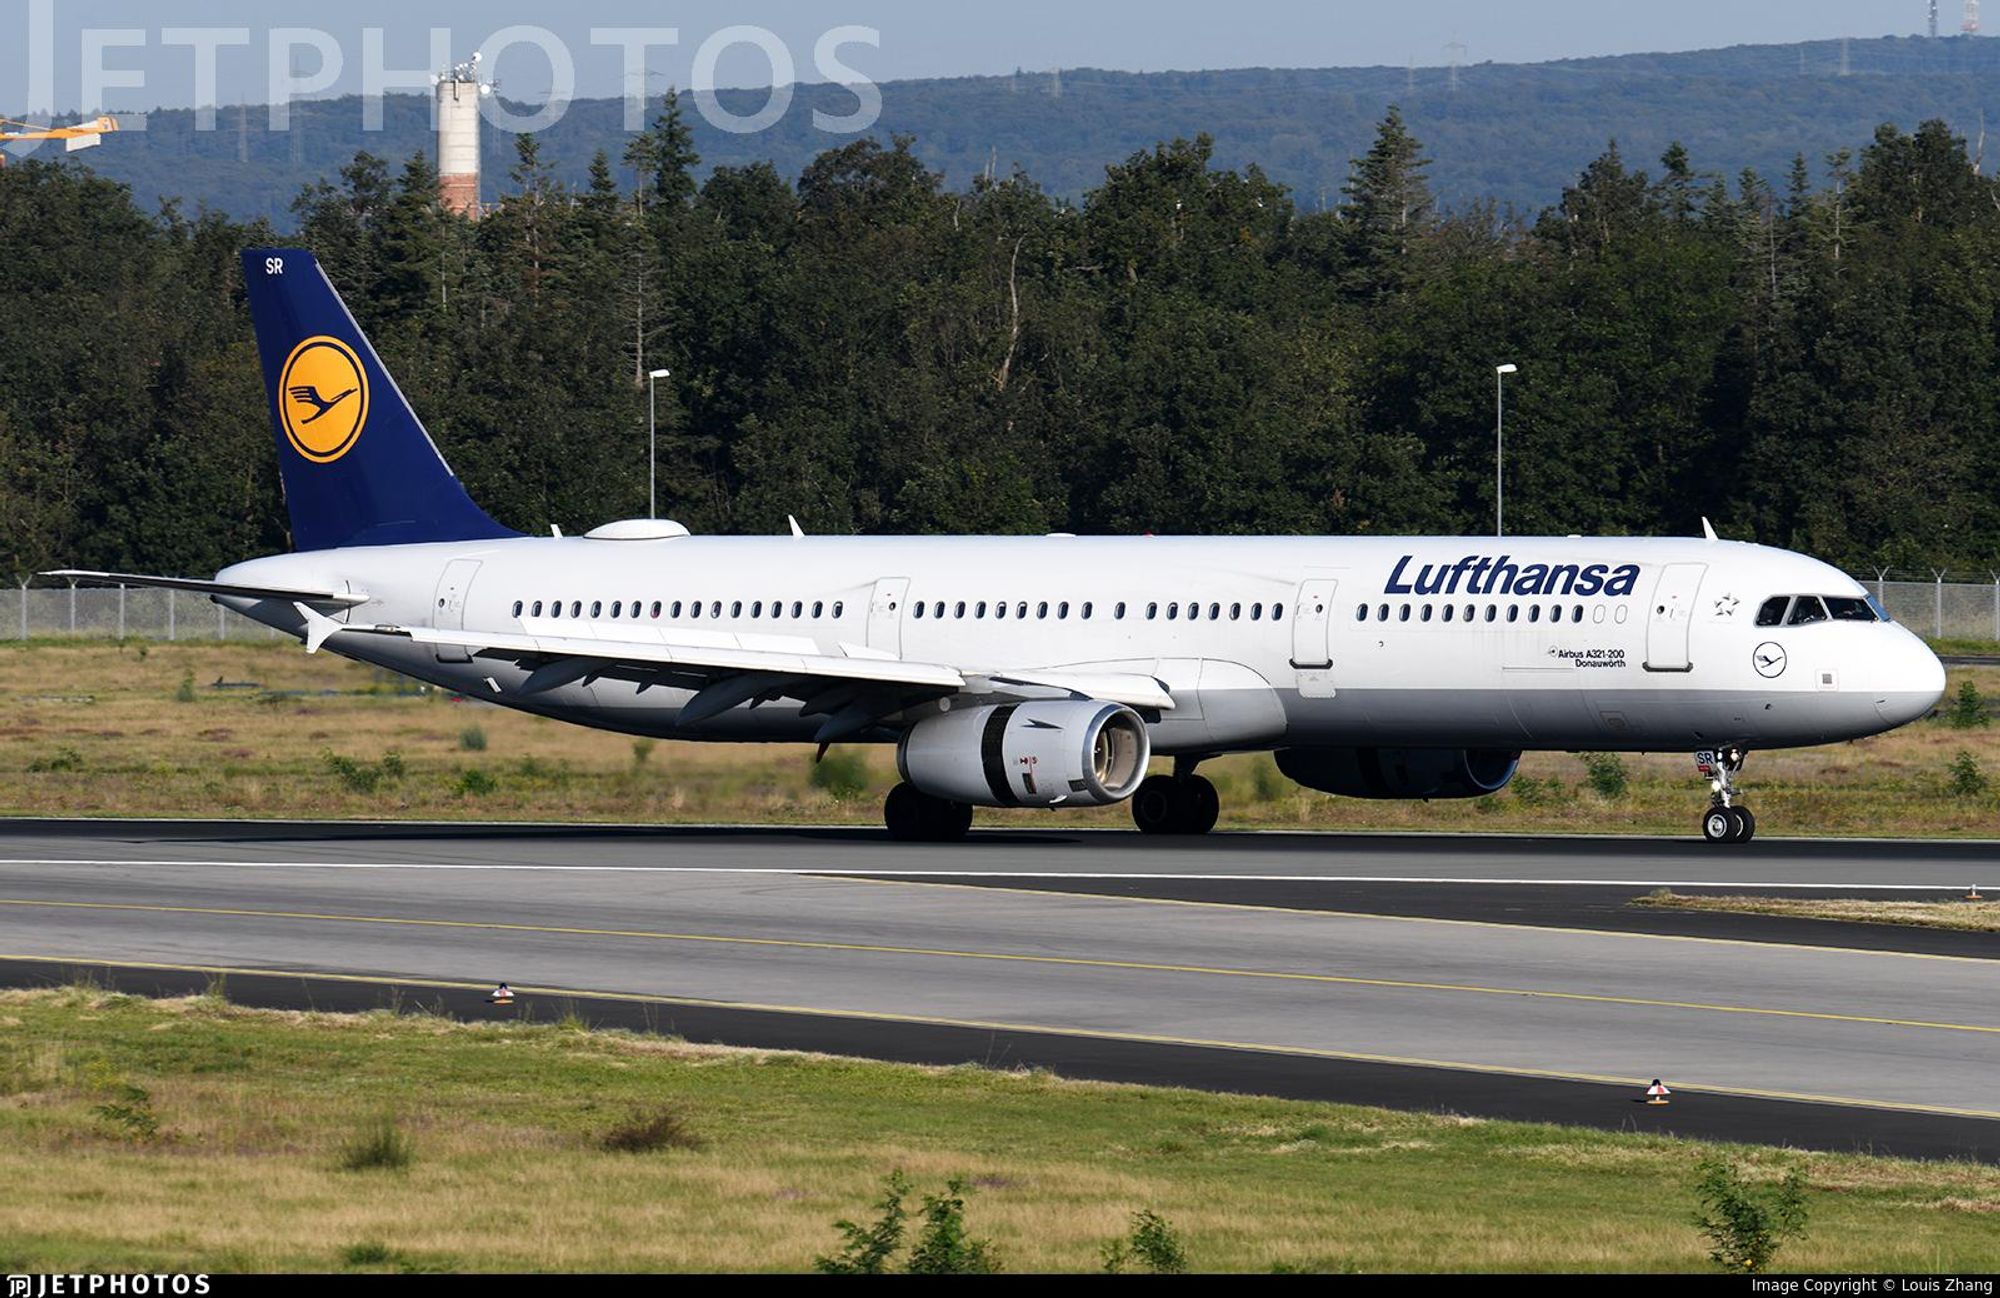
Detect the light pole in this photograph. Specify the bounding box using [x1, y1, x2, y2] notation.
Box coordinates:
[647, 368, 671, 519]
[1495, 363, 1518, 538]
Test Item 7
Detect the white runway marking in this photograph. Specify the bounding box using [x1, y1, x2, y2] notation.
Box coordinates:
[0, 857, 1987, 891]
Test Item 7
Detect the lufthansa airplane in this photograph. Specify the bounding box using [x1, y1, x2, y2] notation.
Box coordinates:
[53, 250, 1947, 844]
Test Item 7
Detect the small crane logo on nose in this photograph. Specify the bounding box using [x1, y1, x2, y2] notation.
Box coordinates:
[1754, 643, 1788, 679]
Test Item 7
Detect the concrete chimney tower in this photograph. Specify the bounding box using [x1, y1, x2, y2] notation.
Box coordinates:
[436, 53, 485, 217]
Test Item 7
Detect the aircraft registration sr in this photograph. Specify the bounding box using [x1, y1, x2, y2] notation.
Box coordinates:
[52, 250, 1946, 844]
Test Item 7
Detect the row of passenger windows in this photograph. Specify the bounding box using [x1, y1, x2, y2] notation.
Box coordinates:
[910, 600, 1286, 623]
[1756, 595, 1882, 627]
[512, 598, 848, 622]
[507, 597, 1290, 625]
[1359, 602, 1625, 626]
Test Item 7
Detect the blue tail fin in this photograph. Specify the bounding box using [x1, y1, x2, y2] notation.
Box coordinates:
[242, 248, 516, 552]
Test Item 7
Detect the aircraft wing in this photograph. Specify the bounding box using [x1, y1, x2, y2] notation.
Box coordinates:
[42, 570, 369, 608]
[306, 614, 1174, 742]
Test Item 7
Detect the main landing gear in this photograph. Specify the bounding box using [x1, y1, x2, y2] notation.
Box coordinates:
[1697, 748, 1757, 845]
[1132, 763, 1220, 837]
[884, 783, 974, 843]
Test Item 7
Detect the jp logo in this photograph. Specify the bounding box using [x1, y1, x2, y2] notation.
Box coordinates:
[279, 336, 368, 464]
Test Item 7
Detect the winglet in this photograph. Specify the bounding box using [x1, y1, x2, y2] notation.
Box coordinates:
[293, 602, 344, 654]
[1701, 518, 1720, 543]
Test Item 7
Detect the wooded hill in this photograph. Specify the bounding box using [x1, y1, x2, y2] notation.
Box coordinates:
[2, 98, 1996, 580]
[42, 36, 2000, 225]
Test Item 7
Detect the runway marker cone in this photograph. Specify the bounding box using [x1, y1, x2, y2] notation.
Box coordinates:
[1645, 1080, 1672, 1107]
[1968, 886, 1985, 903]
[487, 983, 516, 1006]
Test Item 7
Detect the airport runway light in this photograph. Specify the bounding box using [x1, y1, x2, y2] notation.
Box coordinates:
[648, 369, 672, 520]
[1495, 364, 1519, 539]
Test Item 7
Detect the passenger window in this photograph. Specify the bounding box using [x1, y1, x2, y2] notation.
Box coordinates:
[956, 602, 967, 619]
[976, 601, 988, 619]
[1058, 602, 1070, 620]
[1356, 605, 1368, 622]
[833, 602, 845, 618]
[1421, 605, 1434, 623]
[690, 603, 702, 620]
[591, 601, 603, 619]
[1442, 605, 1455, 624]
[1168, 603, 1180, 621]
[1398, 605, 1411, 623]
[610, 601, 622, 618]
[1572, 606, 1584, 624]
[711, 602, 722, 618]
[1116, 603, 1128, 620]
[1209, 604, 1221, 621]
[1756, 597, 1790, 627]
[1788, 597, 1829, 627]
[1039, 602, 1050, 620]
[1017, 602, 1028, 620]
[512, 601, 524, 618]
[1272, 604, 1284, 623]
[792, 602, 804, 619]
[1484, 606, 1497, 623]
[732, 602, 744, 619]
[1826, 596, 1877, 623]
[571, 602, 583, 619]
[1187, 603, 1199, 622]
[996, 603, 1008, 621]
[1148, 603, 1159, 620]
[813, 601, 824, 619]
[1082, 602, 1094, 620]
[913, 603, 925, 620]
[1506, 606, 1519, 624]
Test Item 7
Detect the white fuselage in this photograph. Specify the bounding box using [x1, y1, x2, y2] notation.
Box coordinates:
[218, 533, 1946, 756]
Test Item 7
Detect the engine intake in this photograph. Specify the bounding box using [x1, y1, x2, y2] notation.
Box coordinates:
[1276, 747, 1520, 801]
[899, 701, 1152, 809]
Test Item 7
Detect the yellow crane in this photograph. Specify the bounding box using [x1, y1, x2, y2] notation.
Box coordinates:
[0, 115, 119, 166]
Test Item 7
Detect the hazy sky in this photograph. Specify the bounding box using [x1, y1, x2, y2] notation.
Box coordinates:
[0, 0, 1958, 111]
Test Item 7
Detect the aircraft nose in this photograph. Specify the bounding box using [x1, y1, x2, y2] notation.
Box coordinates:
[1874, 633, 1947, 729]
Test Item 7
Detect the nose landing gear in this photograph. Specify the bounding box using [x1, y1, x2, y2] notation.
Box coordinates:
[1697, 748, 1756, 844]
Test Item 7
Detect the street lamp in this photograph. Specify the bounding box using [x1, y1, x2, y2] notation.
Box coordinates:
[647, 368, 671, 520]
[1495, 364, 1518, 539]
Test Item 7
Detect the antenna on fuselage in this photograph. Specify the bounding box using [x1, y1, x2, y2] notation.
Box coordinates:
[789, 515, 806, 539]
[1701, 518, 1720, 542]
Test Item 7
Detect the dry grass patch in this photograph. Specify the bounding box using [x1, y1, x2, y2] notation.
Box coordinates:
[1634, 892, 2000, 932]
[1, 989, 1999, 1272]
[1, 642, 1997, 836]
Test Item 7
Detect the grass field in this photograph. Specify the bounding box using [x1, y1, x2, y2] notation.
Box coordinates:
[2, 640, 1998, 835]
[1635, 892, 2000, 933]
[2, 985, 1998, 1274]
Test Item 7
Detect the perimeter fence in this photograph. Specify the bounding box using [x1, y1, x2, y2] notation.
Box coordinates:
[3, 570, 1999, 644]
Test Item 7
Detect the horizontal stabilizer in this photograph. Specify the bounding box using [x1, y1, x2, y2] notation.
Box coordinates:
[42, 570, 368, 609]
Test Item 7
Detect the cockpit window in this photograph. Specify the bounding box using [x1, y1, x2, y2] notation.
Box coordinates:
[1826, 596, 1879, 623]
[1786, 596, 1829, 627]
[1755, 597, 1790, 627]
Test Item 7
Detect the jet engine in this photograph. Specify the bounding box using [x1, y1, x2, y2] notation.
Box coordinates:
[1276, 747, 1520, 801]
[898, 701, 1152, 809]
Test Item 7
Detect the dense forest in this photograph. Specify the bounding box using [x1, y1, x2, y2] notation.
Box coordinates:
[57, 36, 2000, 224]
[2, 97, 1998, 581]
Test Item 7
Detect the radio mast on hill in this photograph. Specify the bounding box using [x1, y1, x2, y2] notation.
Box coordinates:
[434, 53, 491, 218]
[1933, 1, 1942, 37]
[1967, 1, 1983, 34]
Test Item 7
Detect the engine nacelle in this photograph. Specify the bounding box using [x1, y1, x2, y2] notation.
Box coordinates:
[898, 701, 1152, 809]
[1276, 747, 1521, 801]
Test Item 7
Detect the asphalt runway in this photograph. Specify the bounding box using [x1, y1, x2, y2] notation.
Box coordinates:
[3, 819, 1998, 1162]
